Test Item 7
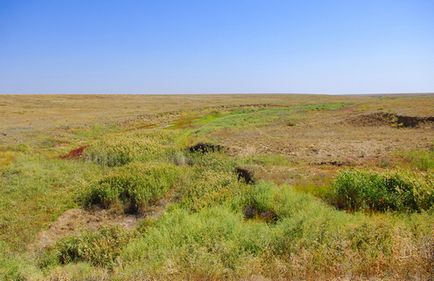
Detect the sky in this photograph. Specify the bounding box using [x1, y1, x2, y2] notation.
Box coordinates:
[0, 0, 433, 94]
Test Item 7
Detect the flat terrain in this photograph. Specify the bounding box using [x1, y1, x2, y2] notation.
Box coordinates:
[0, 94, 433, 280]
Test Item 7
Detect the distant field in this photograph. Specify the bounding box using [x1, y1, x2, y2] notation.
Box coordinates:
[0, 94, 433, 280]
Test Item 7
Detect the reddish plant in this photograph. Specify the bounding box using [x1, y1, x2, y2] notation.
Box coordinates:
[61, 145, 88, 159]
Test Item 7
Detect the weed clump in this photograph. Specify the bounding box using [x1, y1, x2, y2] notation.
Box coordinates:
[39, 226, 131, 268]
[84, 162, 181, 214]
[331, 170, 434, 212]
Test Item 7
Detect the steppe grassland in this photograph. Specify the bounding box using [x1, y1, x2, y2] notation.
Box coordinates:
[0, 94, 433, 280]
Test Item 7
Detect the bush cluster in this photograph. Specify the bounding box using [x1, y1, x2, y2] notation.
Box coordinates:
[331, 170, 434, 212]
[39, 226, 131, 268]
[84, 162, 181, 214]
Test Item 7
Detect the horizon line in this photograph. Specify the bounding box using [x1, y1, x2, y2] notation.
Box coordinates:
[1, 92, 433, 96]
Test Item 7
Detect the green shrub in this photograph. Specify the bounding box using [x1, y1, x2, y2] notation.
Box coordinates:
[39, 226, 131, 268]
[84, 162, 181, 214]
[331, 170, 434, 212]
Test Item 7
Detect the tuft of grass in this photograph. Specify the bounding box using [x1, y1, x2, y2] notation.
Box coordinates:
[39, 226, 131, 268]
[84, 162, 181, 214]
[331, 170, 434, 212]
[400, 150, 434, 171]
[84, 130, 178, 166]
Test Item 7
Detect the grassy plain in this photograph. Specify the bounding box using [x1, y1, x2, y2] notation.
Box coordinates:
[0, 94, 433, 280]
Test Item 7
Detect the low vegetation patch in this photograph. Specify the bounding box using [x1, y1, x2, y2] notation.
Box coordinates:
[331, 170, 434, 212]
[84, 131, 177, 166]
[84, 162, 181, 214]
[39, 226, 131, 268]
[399, 149, 434, 171]
[190, 103, 349, 136]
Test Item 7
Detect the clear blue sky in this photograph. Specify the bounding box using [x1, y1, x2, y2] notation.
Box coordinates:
[1, 0, 433, 94]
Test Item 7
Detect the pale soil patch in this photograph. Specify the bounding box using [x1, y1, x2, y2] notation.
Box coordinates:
[31, 191, 175, 252]
[30, 208, 139, 251]
[209, 108, 433, 185]
[214, 111, 433, 167]
[348, 111, 434, 128]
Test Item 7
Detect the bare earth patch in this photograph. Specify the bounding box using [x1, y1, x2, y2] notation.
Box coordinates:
[348, 111, 434, 128]
[31, 190, 176, 252]
[31, 208, 139, 251]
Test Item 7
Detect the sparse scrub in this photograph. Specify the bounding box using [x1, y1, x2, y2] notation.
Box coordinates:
[84, 162, 181, 214]
[331, 170, 434, 212]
